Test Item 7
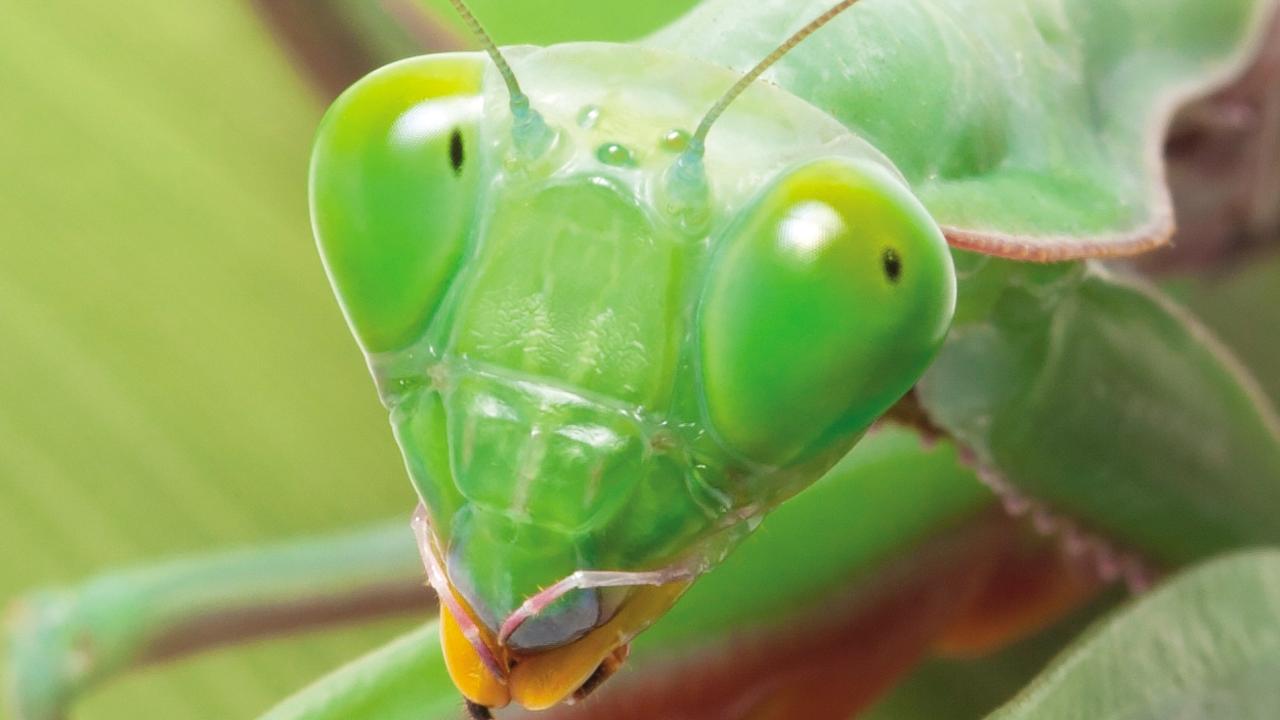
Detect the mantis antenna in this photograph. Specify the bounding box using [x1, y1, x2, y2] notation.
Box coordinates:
[689, 0, 865, 154]
[667, 0, 865, 226]
[445, 0, 554, 156]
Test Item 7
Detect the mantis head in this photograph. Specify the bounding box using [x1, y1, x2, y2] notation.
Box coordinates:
[310, 43, 954, 712]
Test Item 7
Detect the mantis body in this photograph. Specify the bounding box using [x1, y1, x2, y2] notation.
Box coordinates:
[308, 0, 1280, 715]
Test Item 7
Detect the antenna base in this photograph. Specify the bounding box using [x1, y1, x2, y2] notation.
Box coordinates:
[511, 103, 556, 160]
[662, 148, 712, 235]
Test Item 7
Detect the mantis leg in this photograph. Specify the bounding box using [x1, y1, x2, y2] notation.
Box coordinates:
[6, 522, 427, 720]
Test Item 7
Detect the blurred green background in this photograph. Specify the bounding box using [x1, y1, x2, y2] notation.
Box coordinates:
[1, 2, 1275, 719]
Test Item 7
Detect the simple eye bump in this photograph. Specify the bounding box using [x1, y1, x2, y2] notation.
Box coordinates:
[449, 127, 465, 175]
[882, 247, 902, 283]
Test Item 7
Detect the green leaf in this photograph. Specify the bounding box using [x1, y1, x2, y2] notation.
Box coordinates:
[984, 550, 1280, 720]
[918, 257, 1280, 566]
[1165, 252, 1280, 409]
[645, 0, 1279, 259]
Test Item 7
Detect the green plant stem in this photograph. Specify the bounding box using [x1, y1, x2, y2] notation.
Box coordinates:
[5, 522, 426, 720]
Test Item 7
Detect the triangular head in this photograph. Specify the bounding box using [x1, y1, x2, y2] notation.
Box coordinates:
[309, 43, 954, 710]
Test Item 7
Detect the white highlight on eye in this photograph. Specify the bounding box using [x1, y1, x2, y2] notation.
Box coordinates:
[778, 200, 846, 259]
[390, 96, 482, 146]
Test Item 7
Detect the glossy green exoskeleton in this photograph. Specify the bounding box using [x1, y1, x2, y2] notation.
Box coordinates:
[310, 0, 1274, 711]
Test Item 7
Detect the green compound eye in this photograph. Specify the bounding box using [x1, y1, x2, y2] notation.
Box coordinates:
[310, 55, 486, 353]
[698, 159, 956, 466]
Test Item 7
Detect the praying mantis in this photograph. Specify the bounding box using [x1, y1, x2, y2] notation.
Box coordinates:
[7, 1, 1280, 719]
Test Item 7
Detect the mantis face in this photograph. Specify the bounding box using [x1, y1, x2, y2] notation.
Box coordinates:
[310, 44, 955, 711]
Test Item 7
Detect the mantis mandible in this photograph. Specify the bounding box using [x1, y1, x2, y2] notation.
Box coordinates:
[307, 0, 1279, 716]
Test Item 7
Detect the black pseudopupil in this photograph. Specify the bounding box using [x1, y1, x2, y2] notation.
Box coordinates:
[882, 248, 902, 283]
[448, 128, 464, 174]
